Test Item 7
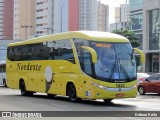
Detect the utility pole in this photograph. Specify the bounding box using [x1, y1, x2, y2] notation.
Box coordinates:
[21, 26, 32, 40]
[21, 0, 32, 40]
[61, 6, 62, 32]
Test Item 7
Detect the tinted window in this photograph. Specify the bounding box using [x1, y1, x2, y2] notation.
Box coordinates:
[0, 64, 6, 72]
[148, 74, 159, 81]
[74, 38, 93, 76]
[157, 75, 160, 80]
[48, 40, 75, 63]
[7, 43, 50, 61]
[7, 40, 75, 63]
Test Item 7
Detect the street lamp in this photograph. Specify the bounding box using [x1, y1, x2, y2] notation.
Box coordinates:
[21, 0, 32, 40]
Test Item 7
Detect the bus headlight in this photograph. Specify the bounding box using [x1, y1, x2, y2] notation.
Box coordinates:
[132, 85, 137, 89]
[99, 85, 108, 90]
[91, 82, 108, 90]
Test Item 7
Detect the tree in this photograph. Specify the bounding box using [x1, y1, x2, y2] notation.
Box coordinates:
[112, 30, 140, 48]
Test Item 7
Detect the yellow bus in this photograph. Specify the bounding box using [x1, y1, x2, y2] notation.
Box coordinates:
[6, 31, 144, 102]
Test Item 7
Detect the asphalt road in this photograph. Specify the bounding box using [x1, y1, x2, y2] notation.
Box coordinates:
[0, 86, 160, 120]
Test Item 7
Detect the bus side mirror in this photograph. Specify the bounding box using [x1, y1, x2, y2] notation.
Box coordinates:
[133, 48, 145, 64]
[81, 46, 97, 64]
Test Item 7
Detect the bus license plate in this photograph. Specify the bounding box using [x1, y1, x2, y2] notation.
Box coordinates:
[116, 93, 124, 98]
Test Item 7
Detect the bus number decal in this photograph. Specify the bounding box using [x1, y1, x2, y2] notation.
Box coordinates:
[116, 84, 125, 88]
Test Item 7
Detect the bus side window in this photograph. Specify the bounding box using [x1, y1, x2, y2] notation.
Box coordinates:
[74, 42, 84, 69]
[7, 47, 15, 61]
[74, 38, 94, 77]
[47, 40, 75, 63]
[83, 50, 92, 75]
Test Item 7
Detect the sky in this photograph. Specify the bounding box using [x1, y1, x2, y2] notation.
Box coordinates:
[99, 0, 127, 24]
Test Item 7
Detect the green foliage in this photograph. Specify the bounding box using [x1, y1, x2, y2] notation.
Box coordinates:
[112, 30, 140, 48]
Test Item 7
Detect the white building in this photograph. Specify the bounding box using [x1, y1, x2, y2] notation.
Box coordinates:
[98, 2, 109, 32]
[110, 4, 130, 32]
[79, 0, 98, 31]
[120, 4, 130, 23]
[36, 0, 68, 36]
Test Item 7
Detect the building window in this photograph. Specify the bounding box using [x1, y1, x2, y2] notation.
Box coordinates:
[37, 16, 43, 19]
[36, 24, 43, 27]
[37, 9, 43, 12]
[130, 0, 143, 11]
[130, 13, 143, 30]
[148, 53, 159, 73]
[149, 9, 160, 50]
[37, 31, 43, 34]
[37, 2, 43, 5]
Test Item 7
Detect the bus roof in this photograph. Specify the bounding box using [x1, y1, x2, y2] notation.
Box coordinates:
[8, 31, 129, 46]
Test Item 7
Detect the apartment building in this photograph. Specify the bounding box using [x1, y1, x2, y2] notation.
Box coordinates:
[98, 2, 109, 32]
[68, 0, 79, 31]
[36, 0, 68, 36]
[0, 0, 13, 40]
[79, 0, 98, 31]
[110, 4, 130, 32]
[54, 0, 68, 33]
[120, 4, 130, 22]
[14, 0, 36, 40]
[115, 7, 120, 23]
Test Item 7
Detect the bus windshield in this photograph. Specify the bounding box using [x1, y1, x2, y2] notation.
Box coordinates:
[91, 42, 136, 82]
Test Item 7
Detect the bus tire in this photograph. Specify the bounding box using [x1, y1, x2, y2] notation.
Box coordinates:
[138, 86, 145, 95]
[103, 99, 113, 103]
[3, 79, 7, 87]
[20, 80, 30, 96]
[67, 83, 78, 102]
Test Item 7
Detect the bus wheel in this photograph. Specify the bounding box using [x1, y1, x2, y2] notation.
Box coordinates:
[103, 99, 113, 103]
[20, 81, 28, 96]
[67, 84, 77, 102]
[3, 79, 7, 87]
[138, 86, 145, 95]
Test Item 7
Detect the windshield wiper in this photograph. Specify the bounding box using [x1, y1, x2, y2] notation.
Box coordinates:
[119, 59, 130, 81]
[109, 56, 118, 80]
[109, 44, 130, 81]
[109, 57, 130, 81]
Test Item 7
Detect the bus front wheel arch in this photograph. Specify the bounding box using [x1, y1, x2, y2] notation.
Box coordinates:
[66, 82, 80, 102]
[19, 79, 33, 96]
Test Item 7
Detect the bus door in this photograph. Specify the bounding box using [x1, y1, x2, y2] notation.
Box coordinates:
[80, 50, 94, 98]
